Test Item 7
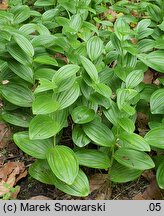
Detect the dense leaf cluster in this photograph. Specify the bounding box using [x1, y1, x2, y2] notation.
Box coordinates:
[0, 0, 164, 196]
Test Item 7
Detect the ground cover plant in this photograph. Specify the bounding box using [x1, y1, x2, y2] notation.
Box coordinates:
[0, 0, 164, 198]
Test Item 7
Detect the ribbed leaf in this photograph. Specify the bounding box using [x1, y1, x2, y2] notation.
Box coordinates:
[125, 70, 144, 89]
[138, 51, 164, 73]
[47, 146, 79, 185]
[103, 102, 119, 125]
[111, 161, 142, 183]
[53, 169, 90, 197]
[29, 160, 56, 185]
[118, 118, 135, 134]
[8, 60, 33, 84]
[56, 82, 80, 110]
[7, 43, 32, 65]
[52, 64, 80, 84]
[34, 0, 55, 6]
[72, 125, 91, 147]
[2, 111, 32, 128]
[144, 127, 164, 149]
[157, 162, 164, 189]
[87, 36, 104, 61]
[83, 121, 115, 147]
[34, 55, 58, 66]
[150, 89, 164, 114]
[34, 79, 56, 94]
[80, 55, 99, 82]
[69, 14, 83, 33]
[114, 148, 155, 170]
[14, 132, 53, 159]
[75, 149, 110, 169]
[29, 115, 60, 140]
[32, 93, 60, 114]
[92, 83, 112, 98]
[13, 6, 30, 24]
[71, 106, 95, 124]
[13, 33, 34, 57]
[0, 83, 34, 107]
[119, 132, 150, 152]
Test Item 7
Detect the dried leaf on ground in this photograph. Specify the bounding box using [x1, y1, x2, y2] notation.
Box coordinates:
[133, 179, 164, 200]
[143, 70, 154, 84]
[29, 196, 51, 200]
[0, 0, 8, 10]
[0, 122, 11, 149]
[0, 162, 27, 197]
[136, 112, 149, 136]
[89, 174, 108, 193]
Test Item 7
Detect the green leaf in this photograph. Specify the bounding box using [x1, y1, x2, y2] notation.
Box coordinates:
[34, 0, 55, 6]
[150, 89, 164, 114]
[34, 68, 56, 80]
[156, 162, 164, 189]
[47, 146, 79, 185]
[114, 17, 131, 41]
[13, 132, 53, 159]
[117, 89, 138, 110]
[56, 82, 80, 110]
[69, 14, 83, 33]
[13, 6, 30, 24]
[144, 127, 164, 149]
[29, 115, 60, 140]
[119, 132, 150, 152]
[34, 55, 58, 66]
[75, 149, 110, 169]
[71, 106, 95, 124]
[147, 3, 162, 23]
[118, 118, 135, 134]
[52, 64, 80, 84]
[125, 70, 144, 89]
[92, 83, 112, 98]
[72, 125, 91, 147]
[32, 93, 60, 114]
[53, 169, 90, 197]
[7, 43, 32, 65]
[83, 121, 115, 147]
[13, 33, 34, 57]
[103, 102, 119, 125]
[2, 111, 31, 128]
[8, 60, 33, 84]
[80, 55, 99, 82]
[114, 148, 155, 170]
[34, 79, 56, 94]
[29, 160, 56, 185]
[135, 19, 153, 40]
[111, 161, 142, 183]
[87, 36, 103, 61]
[0, 83, 34, 107]
[138, 51, 164, 73]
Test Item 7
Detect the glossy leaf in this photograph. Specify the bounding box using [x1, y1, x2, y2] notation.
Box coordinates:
[29, 115, 60, 140]
[47, 146, 79, 185]
[72, 125, 91, 147]
[92, 83, 112, 98]
[0, 83, 34, 107]
[71, 106, 95, 124]
[2, 111, 31, 128]
[14, 131, 53, 159]
[138, 51, 164, 73]
[8, 60, 33, 84]
[13, 33, 34, 57]
[32, 93, 60, 114]
[83, 121, 115, 147]
[156, 162, 164, 189]
[114, 148, 155, 170]
[75, 149, 110, 169]
[125, 70, 144, 89]
[118, 118, 135, 134]
[87, 36, 104, 61]
[80, 55, 99, 82]
[103, 102, 119, 125]
[150, 89, 164, 114]
[144, 127, 164, 149]
[119, 132, 150, 152]
[56, 82, 80, 110]
[111, 161, 142, 183]
[34, 55, 58, 66]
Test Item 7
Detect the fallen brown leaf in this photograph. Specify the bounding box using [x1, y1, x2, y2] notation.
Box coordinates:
[29, 196, 51, 200]
[143, 70, 154, 84]
[89, 174, 108, 193]
[0, 162, 27, 197]
[0, 122, 11, 149]
[0, 0, 8, 10]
